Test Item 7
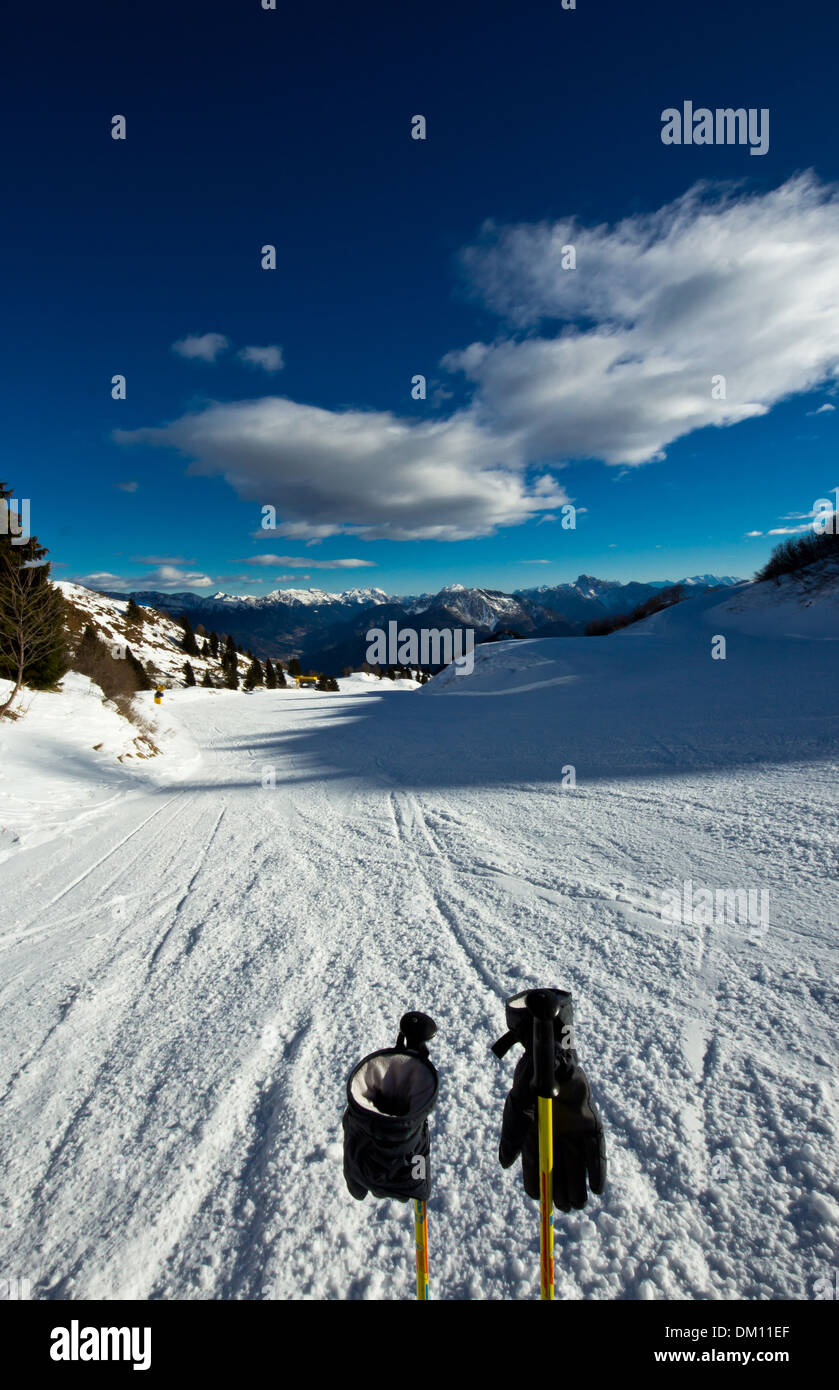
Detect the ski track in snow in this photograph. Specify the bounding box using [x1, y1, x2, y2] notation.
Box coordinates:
[1, 626, 838, 1302]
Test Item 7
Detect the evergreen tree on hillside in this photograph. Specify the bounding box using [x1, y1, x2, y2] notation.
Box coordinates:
[275, 660, 287, 688]
[243, 657, 264, 690]
[220, 634, 239, 689]
[209, 630, 219, 659]
[287, 656, 301, 678]
[0, 482, 68, 715]
[183, 660, 197, 687]
[180, 614, 200, 656]
[264, 657, 277, 689]
[201, 669, 214, 688]
[125, 596, 144, 625]
[126, 646, 152, 691]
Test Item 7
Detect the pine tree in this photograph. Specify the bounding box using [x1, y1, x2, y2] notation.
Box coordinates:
[0, 482, 67, 715]
[125, 596, 144, 626]
[287, 656, 301, 678]
[201, 669, 214, 688]
[220, 634, 239, 689]
[183, 660, 197, 687]
[264, 657, 277, 689]
[209, 630, 219, 659]
[180, 614, 200, 656]
[126, 646, 152, 691]
[201, 637, 210, 657]
[244, 657, 264, 690]
[275, 661, 287, 688]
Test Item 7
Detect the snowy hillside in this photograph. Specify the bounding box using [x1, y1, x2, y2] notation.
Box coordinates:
[58, 581, 253, 686]
[0, 575, 836, 1301]
[614, 562, 839, 640]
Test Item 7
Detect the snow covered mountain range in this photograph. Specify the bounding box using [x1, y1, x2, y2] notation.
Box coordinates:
[105, 575, 744, 672]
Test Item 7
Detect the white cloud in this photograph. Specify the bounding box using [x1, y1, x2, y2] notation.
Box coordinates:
[117, 398, 567, 541]
[120, 174, 839, 539]
[238, 345, 284, 373]
[242, 554, 375, 569]
[114, 480, 139, 493]
[807, 402, 836, 414]
[450, 172, 839, 466]
[252, 521, 356, 543]
[172, 333, 230, 363]
[81, 565, 215, 591]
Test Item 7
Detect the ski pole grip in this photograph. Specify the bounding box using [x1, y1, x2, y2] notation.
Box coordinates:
[526, 989, 560, 1098]
[397, 1011, 437, 1058]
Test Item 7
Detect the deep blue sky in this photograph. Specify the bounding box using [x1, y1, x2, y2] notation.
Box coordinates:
[3, 0, 838, 596]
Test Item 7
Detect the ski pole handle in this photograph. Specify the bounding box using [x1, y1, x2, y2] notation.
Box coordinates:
[527, 989, 560, 1099]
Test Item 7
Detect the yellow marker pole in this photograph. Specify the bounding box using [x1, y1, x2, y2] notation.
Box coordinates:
[537, 1095, 554, 1300]
[414, 1199, 429, 1300]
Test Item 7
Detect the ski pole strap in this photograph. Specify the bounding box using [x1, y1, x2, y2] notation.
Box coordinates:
[491, 988, 574, 1061]
[490, 1030, 518, 1060]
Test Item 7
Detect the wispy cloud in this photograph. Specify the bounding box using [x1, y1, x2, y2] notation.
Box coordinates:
[132, 554, 196, 564]
[807, 402, 836, 415]
[242, 554, 375, 569]
[114, 480, 139, 493]
[238, 345, 284, 373]
[172, 333, 230, 363]
[449, 173, 839, 467]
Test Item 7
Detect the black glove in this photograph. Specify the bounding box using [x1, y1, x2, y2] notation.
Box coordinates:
[342, 1016, 438, 1203]
[493, 989, 606, 1212]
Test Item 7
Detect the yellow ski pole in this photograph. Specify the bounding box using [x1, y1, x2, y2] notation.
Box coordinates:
[396, 1011, 437, 1301]
[527, 990, 560, 1301]
[414, 1199, 429, 1300]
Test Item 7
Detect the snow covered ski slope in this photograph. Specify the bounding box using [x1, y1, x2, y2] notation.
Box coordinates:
[1, 593, 838, 1300]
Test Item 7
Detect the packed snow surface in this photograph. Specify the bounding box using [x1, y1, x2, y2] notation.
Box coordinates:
[1, 586, 837, 1301]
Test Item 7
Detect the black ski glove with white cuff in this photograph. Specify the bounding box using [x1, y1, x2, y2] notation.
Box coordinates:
[492, 989, 606, 1212]
[342, 1013, 438, 1203]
